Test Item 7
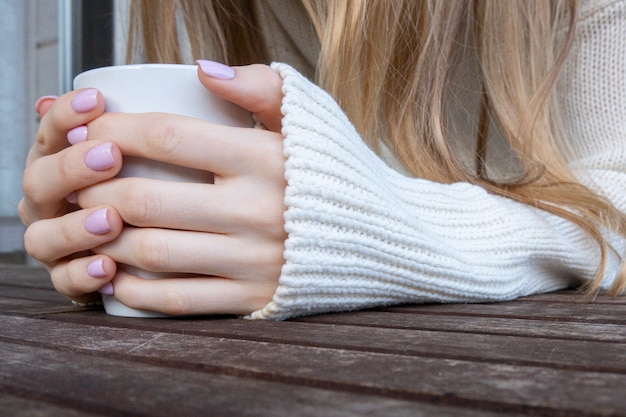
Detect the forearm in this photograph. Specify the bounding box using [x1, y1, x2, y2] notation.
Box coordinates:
[249, 63, 624, 320]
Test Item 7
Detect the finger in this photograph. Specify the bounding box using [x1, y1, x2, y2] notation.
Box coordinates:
[79, 178, 222, 231]
[87, 112, 283, 177]
[20, 141, 122, 222]
[50, 255, 117, 303]
[111, 271, 277, 316]
[24, 206, 123, 263]
[196, 62, 284, 133]
[77, 177, 285, 235]
[94, 227, 284, 280]
[35, 95, 58, 118]
[30, 88, 105, 163]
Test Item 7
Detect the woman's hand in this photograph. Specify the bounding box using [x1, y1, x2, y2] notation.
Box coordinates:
[19, 90, 124, 305]
[21, 63, 287, 315]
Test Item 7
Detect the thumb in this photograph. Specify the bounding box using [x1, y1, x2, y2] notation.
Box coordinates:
[196, 61, 283, 133]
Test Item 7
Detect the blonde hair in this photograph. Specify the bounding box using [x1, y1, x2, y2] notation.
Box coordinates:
[127, 0, 626, 295]
[126, 0, 267, 65]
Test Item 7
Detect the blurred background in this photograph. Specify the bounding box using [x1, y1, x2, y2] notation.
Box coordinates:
[0, 0, 126, 264]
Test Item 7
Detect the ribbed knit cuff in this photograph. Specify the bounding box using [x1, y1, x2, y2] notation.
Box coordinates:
[248, 63, 619, 320]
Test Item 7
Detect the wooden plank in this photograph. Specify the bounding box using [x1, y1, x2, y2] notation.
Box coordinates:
[2, 265, 624, 308]
[295, 311, 626, 342]
[0, 316, 623, 416]
[382, 301, 626, 324]
[47, 312, 626, 373]
[2, 265, 625, 318]
[0, 265, 50, 288]
[0, 266, 97, 316]
[0, 297, 93, 317]
[0, 393, 104, 417]
[518, 292, 626, 305]
[0, 285, 68, 303]
[0, 341, 512, 417]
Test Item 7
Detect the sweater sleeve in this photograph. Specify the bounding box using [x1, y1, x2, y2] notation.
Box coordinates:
[249, 2, 626, 320]
[561, 0, 626, 213]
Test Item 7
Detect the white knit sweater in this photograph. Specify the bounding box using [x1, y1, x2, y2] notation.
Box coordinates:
[248, 0, 626, 320]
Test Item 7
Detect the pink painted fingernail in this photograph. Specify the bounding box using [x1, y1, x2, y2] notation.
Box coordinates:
[196, 60, 235, 80]
[97, 282, 114, 296]
[35, 95, 57, 114]
[67, 125, 88, 145]
[72, 88, 98, 113]
[87, 258, 107, 278]
[85, 143, 115, 171]
[85, 208, 111, 235]
[65, 192, 78, 204]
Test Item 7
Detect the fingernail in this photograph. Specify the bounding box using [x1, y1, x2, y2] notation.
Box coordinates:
[85, 143, 115, 171]
[35, 95, 57, 114]
[65, 192, 78, 204]
[85, 208, 111, 235]
[196, 60, 235, 80]
[67, 125, 88, 145]
[72, 88, 98, 113]
[97, 282, 114, 296]
[87, 258, 107, 278]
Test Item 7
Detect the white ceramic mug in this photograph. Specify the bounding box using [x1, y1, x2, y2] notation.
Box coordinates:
[74, 64, 252, 317]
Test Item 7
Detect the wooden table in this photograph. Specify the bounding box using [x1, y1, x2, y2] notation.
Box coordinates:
[1, 263, 625, 416]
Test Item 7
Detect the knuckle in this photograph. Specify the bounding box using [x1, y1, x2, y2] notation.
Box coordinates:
[35, 106, 68, 156]
[245, 282, 278, 312]
[56, 150, 79, 184]
[255, 242, 286, 273]
[253, 199, 287, 239]
[147, 114, 185, 158]
[58, 215, 78, 248]
[228, 204, 251, 229]
[268, 143, 287, 177]
[34, 129, 55, 155]
[21, 168, 39, 203]
[50, 264, 89, 300]
[34, 132, 47, 153]
[134, 232, 170, 272]
[247, 134, 285, 176]
[49, 268, 66, 295]
[87, 113, 111, 136]
[22, 226, 42, 261]
[161, 288, 193, 316]
[61, 264, 81, 294]
[120, 182, 162, 226]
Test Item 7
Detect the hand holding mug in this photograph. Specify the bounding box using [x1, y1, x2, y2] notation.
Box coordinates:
[20, 62, 287, 317]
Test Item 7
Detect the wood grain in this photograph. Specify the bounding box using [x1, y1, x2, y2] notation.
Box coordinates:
[1, 265, 624, 417]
